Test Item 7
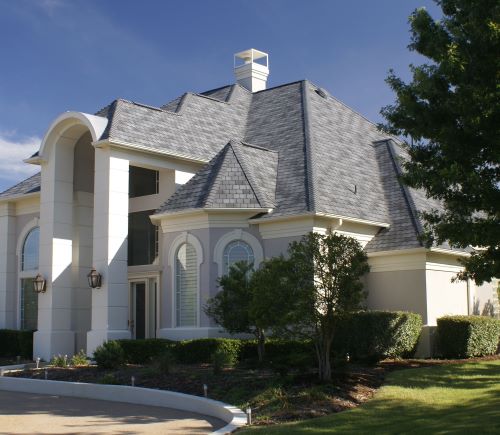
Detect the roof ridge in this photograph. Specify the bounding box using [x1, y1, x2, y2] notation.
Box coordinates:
[384, 138, 423, 243]
[301, 80, 316, 212]
[230, 141, 271, 208]
[204, 144, 233, 207]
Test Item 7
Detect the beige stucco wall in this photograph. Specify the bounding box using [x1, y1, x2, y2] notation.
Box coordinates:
[365, 269, 428, 322]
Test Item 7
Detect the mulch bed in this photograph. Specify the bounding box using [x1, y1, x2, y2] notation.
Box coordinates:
[5, 355, 499, 425]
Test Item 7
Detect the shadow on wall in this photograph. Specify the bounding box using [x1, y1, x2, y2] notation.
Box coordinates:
[473, 298, 500, 318]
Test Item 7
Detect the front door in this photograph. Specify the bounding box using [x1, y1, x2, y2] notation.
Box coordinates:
[129, 278, 157, 339]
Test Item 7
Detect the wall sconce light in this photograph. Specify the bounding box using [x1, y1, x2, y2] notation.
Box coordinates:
[87, 268, 102, 289]
[33, 274, 46, 293]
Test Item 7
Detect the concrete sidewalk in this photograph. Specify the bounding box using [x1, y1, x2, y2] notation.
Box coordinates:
[0, 390, 225, 434]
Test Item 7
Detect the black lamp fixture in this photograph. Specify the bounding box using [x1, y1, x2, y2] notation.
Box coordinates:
[87, 268, 102, 289]
[33, 274, 46, 293]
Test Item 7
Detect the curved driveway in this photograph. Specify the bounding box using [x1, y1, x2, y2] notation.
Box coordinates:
[0, 390, 225, 434]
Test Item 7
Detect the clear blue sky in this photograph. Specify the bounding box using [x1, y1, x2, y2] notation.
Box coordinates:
[0, 0, 441, 191]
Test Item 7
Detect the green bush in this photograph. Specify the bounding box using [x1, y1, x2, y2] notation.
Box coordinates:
[93, 340, 126, 369]
[51, 354, 68, 367]
[0, 329, 34, 359]
[334, 311, 423, 362]
[212, 348, 236, 374]
[174, 338, 242, 364]
[156, 350, 176, 375]
[437, 315, 500, 358]
[71, 349, 89, 366]
[117, 338, 175, 364]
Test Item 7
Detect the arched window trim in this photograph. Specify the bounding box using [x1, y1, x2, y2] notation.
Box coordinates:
[168, 232, 203, 328]
[16, 217, 40, 330]
[17, 218, 40, 277]
[213, 229, 264, 277]
[223, 240, 255, 276]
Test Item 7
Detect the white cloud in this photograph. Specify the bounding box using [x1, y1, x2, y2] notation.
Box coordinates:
[0, 132, 40, 185]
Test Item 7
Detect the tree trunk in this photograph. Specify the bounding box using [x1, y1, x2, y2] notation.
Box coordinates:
[256, 328, 266, 363]
[316, 334, 333, 382]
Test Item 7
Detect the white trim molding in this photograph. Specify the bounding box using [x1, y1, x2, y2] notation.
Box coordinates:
[213, 229, 264, 276]
[168, 232, 203, 328]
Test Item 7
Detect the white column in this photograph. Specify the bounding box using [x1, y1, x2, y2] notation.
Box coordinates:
[0, 202, 17, 329]
[34, 140, 76, 361]
[87, 148, 131, 355]
[72, 191, 94, 353]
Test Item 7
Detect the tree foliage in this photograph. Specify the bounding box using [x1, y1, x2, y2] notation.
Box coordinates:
[254, 232, 369, 381]
[205, 261, 268, 361]
[381, 0, 500, 284]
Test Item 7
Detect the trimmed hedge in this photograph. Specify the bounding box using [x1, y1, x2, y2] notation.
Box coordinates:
[334, 311, 423, 362]
[174, 338, 242, 364]
[437, 315, 500, 358]
[0, 329, 34, 359]
[117, 338, 175, 364]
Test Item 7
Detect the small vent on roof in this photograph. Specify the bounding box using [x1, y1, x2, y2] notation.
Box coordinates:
[316, 87, 330, 99]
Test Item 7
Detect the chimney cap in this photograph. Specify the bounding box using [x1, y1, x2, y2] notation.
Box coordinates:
[234, 48, 269, 67]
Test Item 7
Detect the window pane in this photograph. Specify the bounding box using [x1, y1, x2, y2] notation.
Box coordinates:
[129, 166, 159, 198]
[22, 227, 39, 271]
[176, 243, 197, 327]
[21, 278, 38, 330]
[128, 210, 158, 266]
[223, 240, 254, 275]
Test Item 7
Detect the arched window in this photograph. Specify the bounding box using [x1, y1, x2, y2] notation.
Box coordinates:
[19, 226, 39, 330]
[223, 240, 254, 275]
[22, 227, 39, 271]
[175, 242, 198, 327]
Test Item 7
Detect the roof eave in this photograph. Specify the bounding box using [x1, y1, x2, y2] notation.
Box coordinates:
[93, 139, 210, 164]
[151, 207, 272, 222]
[0, 191, 40, 203]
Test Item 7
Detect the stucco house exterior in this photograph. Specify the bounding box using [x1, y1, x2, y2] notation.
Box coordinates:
[0, 49, 497, 361]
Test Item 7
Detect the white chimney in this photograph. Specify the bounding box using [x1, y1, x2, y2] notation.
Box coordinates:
[234, 49, 269, 92]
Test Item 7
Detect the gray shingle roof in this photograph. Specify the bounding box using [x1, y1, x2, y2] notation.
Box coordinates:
[156, 141, 277, 213]
[0, 172, 41, 199]
[3, 78, 453, 254]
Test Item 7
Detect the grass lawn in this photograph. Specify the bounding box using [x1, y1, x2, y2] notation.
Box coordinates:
[240, 360, 500, 434]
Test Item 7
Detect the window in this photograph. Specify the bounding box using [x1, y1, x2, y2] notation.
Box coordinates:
[22, 227, 39, 271]
[223, 240, 254, 275]
[20, 278, 37, 330]
[129, 166, 159, 198]
[128, 210, 158, 266]
[175, 243, 198, 327]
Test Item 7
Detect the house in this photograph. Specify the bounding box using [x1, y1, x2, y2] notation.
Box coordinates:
[0, 49, 497, 360]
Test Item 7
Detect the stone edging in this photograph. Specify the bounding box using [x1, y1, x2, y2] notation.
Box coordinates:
[0, 368, 247, 434]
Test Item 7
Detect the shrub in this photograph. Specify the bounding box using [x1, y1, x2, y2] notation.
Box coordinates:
[436, 315, 500, 358]
[239, 338, 315, 371]
[212, 348, 235, 374]
[174, 338, 242, 364]
[334, 311, 423, 362]
[71, 349, 89, 366]
[93, 340, 126, 369]
[0, 329, 34, 359]
[156, 350, 176, 375]
[51, 354, 68, 367]
[117, 338, 175, 364]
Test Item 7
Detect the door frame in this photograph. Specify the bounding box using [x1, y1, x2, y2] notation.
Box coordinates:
[128, 272, 160, 339]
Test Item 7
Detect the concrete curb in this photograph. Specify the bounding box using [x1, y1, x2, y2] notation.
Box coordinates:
[0, 371, 247, 434]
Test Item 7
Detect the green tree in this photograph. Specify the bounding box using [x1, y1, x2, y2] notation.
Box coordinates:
[258, 232, 369, 382]
[204, 261, 267, 362]
[381, 0, 499, 284]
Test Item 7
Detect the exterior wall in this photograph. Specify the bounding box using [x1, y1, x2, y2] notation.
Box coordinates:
[365, 269, 428, 321]
[472, 280, 499, 317]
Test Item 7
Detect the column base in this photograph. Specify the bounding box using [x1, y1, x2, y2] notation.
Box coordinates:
[33, 330, 75, 362]
[86, 329, 131, 357]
